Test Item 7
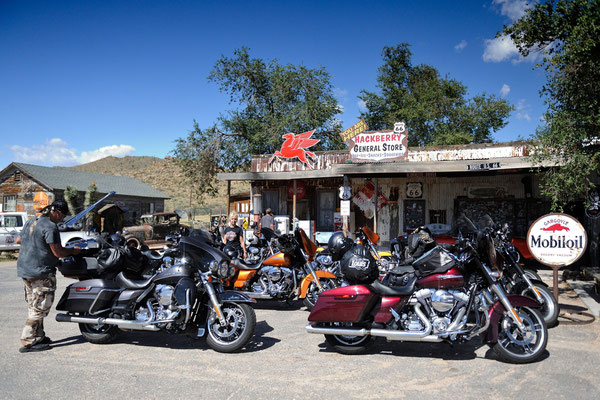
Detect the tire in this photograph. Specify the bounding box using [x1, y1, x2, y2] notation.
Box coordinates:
[303, 278, 338, 311]
[206, 303, 256, 353]
[493, 306, 547, 364]
[325, 333, 373, 355]
[78, 314, 119, 344]
[523, 269, 542, 281]
[521, 284, 559, 328]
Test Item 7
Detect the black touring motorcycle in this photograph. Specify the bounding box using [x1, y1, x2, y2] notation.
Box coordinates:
[55, 231, 256, 353]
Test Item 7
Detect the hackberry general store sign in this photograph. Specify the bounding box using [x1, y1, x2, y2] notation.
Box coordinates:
[527, 213, 588, 267]
[349, 122, 408, 162]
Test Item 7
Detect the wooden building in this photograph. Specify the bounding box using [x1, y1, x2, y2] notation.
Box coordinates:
[0, 162, 170, 224]
[218, 140, 557, 244]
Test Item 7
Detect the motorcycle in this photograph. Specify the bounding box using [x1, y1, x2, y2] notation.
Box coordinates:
[306, 215, 548, 364]
[245, 228, 278, 264]
[226, 228, 339, 310]
[493, 221, 559, 327]
[55, 230, 257, 353]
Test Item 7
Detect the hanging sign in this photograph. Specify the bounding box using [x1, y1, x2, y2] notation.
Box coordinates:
[349, 123, 408, 162]
[287, 181, 307, 201]
[527, 213, 588, 267]
[269, 130, 320, 169]
[340, 200, 351, 216]
[339, 119, 368, 142]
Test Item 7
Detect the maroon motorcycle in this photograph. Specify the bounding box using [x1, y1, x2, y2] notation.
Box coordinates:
[306, 218, 548, 364]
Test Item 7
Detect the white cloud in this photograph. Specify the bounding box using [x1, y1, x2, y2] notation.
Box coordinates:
[516, 99, 532, 121]
[333, 88, 349, 102]
[493, 0, 531, 21]
[336, 104, 345, 113]
[9, 138, 136, 166]
[79, 145, 136, 164]
[454, 40, 467, 52]
[500, 84, 511, 97]
[357, 100, 367, 111]
[483, 35, 520, 62]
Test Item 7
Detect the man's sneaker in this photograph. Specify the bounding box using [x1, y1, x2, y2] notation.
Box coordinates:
[19, 342, 50, 353]
[38, 337, 52, 345]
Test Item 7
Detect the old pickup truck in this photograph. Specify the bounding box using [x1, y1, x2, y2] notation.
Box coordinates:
[123, 212, 189, 249]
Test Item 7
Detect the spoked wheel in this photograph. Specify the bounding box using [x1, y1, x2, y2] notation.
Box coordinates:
[206, 303, 256, 353]
[303, 278, 338, 311]
[523, 269, 542, 281]
[493, 306, 547, 364]
[78, 313, 119, 344]
[324, 323, 373, 355]
[521, 284, 559, 327]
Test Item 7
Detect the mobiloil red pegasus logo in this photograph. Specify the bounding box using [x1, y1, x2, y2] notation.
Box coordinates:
[269, 130, 320, 169]
[542, 224, 570, 233]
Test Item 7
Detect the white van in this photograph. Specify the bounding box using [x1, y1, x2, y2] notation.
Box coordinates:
[0, 212, 29, 251]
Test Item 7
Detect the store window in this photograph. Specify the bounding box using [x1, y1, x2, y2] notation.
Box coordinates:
[3, 195, 16, 212]
[317, 191, 336, 231]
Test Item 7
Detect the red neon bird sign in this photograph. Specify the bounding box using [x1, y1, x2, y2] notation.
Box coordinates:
[269, 130, 320, 169]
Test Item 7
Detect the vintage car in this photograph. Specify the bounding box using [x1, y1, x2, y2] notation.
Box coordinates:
[123, 212, 189, 249]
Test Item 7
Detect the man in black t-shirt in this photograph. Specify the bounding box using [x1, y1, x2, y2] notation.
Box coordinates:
[223, 211, 247, 259]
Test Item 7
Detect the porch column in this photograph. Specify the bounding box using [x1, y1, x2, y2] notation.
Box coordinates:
[292, 180, 297, 228]
[374, 178, 378, 235]
[226, 180, 231, 217]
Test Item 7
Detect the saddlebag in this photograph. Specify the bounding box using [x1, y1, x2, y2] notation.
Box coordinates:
[386, 264, 416, 287]
[412, 245, 456, 278]
[56, 279, 121, 314]
[57, 257, 100, 279]
[340, 245, 379, 285]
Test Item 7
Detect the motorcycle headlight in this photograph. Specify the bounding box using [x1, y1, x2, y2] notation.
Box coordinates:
[316, 254, 332, 266]
[209, 260, 219, 275]
[218, 260, 230, 279]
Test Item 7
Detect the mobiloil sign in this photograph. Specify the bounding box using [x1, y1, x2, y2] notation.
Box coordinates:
[527, 213, 588, 267]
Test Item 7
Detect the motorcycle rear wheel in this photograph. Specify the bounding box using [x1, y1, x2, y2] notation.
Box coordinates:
[206, 303, 256, 353]
[493, 306, 547, 364]
[303, 278, 338, 311]
[78, 313, 119, 344]
[324, 325, 373, 355]
[520, 284, 559, 327]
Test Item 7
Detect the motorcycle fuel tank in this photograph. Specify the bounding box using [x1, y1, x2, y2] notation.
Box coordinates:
[416, 267, 465, 289]
[308, 285, 379, 323]
[262, 252, 291, 267]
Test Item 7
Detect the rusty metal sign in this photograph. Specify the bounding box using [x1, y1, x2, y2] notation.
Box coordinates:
[349, 130, 408, 162]
[527, 213, 588, 267]
[339, 119, 368, 142]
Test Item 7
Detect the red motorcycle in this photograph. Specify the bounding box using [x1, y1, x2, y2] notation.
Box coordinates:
[306, 216, 548, 364]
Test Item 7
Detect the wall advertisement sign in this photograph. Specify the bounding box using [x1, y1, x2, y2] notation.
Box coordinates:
[349, 127, 408, 162]
[527, 213, 588, 267]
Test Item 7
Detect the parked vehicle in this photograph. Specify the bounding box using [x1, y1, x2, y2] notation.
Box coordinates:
[492, 220, 559, 327]
[226, 228, 339, 310]
[123, 212, 190, 249]
[306, 215, 548, 364]
[245, 228, 278, 264]
[55, 232, 256, 353]
[0, 212, 29, 251]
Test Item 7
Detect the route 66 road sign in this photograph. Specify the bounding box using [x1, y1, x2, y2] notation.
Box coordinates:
[406, 182, 422, 198]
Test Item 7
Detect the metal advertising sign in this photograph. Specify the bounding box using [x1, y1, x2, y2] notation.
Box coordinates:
[339, 119, 368, 143]
[527, 213, 588, 267]
[349, 125, 408, 162]
[269, 130, 320, 169]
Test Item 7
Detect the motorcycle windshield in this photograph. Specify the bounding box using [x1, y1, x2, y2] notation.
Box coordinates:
[178, 235, 229, 271]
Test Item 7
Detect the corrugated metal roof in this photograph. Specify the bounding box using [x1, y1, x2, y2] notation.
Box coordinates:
[11, 162, 170, 199]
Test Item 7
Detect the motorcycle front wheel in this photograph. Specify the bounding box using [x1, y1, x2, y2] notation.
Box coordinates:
[206, 303, 256, 353]
[303, 278, 338, 311]
[520, 284, 559, 327]
[493, 306, 547, 364]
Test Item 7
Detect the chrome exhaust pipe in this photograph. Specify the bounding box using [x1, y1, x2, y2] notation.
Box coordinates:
[305, 324, 369, 336]
[243, 292, 273, 299]
[56, 313, 160, 331]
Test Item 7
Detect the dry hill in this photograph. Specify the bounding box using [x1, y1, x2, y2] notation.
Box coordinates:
[64, 156, 248, 215]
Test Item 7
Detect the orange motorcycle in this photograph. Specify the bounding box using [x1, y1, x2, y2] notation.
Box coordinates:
[227, 228, 338, 310]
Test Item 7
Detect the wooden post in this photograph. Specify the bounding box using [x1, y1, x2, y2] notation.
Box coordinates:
[226, 180, 231, 217]
[374, 178, 378, 235]
[293, 180, 297, 229]
[343, 175, 349, 237]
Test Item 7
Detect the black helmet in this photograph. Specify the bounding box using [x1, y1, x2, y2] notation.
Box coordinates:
[223, 244, 239, 259]
[328, 231, 353, 261]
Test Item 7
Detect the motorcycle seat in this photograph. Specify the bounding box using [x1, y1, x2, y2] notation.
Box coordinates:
[231, 258, 262, 271]
[370, 278, 416, 296]
[116, 271, 154, 289]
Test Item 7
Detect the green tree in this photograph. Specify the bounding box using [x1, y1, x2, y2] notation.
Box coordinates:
[359, 43, 513, 147]
[172, 47, 344, 203]
[503, 0, 600, 211]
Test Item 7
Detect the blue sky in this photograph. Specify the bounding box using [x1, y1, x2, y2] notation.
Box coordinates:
[0, 0, 547, 167]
